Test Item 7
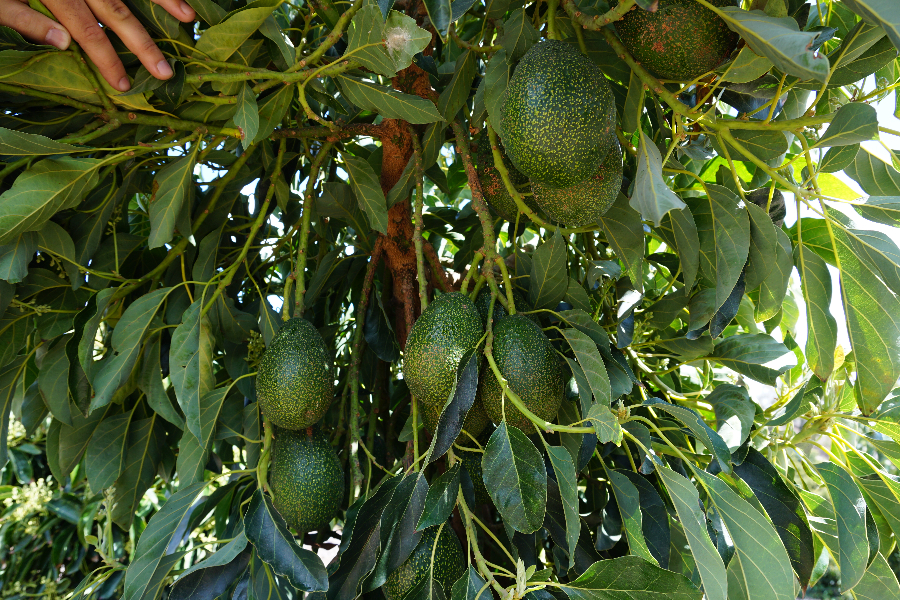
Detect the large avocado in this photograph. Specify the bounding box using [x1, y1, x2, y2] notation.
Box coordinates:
[615, 0, 740, 82]
[256, 318, 334, 430]
[531, 141, 624, 227]
[500, 40, 616, 188]
[473, 288, 539, 329]
[269, 426, 343, 534]
[403, 292, 484, 410]
[382, 525, 465, 600]
[481, 315, 565, 432]
[476, 139, 538, 221]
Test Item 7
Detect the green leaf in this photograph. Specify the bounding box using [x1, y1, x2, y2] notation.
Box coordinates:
[721, 46, 775, 83]
[845, 148, 900, 196]
[815, 103, 879, 147]
[606, 469, 657, 565]
[820, 144, 860, 173]
[0, 232, 36, 284]
[854, 196, 900, 227]
[195, 2, 280, 61]
[644, 398, 732, 474]
[176, 431, 207, 484]
[417, 465, 460, 531]
[111, 415, 164, 528]
[795, 244, 838, 380]
[713, 129, 789, 162]
[657, 465, 728, 600]
[815, 462, 869, 591]
[186, 0, 225, 24]
[561, 328, 610, 406]
[169, 301, 216, 442]
[0, 357, 24, 468]
[586, 404, 623, 444]
[85, 412, 131, 491]
[831, 224, 900, 414]
[38, 336, 72, 425]
[337, 76, 443, 124]
[561, 555, 702, 599]
[36, 220, 81, 288]
[422, 0, 451, 39]
[529, 229, 568, 309]
[616, 469, 671, 568]
[500, 8, 539, 62]
[767, 380, 811, 426]
[244, 489, 329, 591]
[483, 421, 546, 533]
[744, 201, 778, 292]
[0, 157, 101, 245]
[713, 8, 830, 82]
[756, 227, 792, 323]
[341, 152, 389, 235]
[169, 546, 250, 600]
[686, 185, 750, 314]
[451, 566, 488, 600]
[347, 4, 395, 77]
[732, 448, 816, 588]
[667, 207, 700, 293]
[631, 132, 686, 226]
[149, 144, 199, 249]
[547, 446, 580, 563]
[706, 384, 754, 451]
[622, 71, 645, 134]
[234, 82, 259, 147]
[57, 404, 116, 477]
[485, 50, 510, 135]
[91, 288, 171, 411]
[846, 228, 900, 295]
[123, 481, 209, 600]
[692, 468, 796, 600]
[438, 50, 476, 120]
[840, 0, 900, 56]
[710, 333, 792, 386]
[0, 126, 81, 155]
[383, 11, 432, 71]
[599, 193, 645, 293]
[253, 84, 294, 144]
[423, 348, 481, 465]
[852, 552, 900, 599]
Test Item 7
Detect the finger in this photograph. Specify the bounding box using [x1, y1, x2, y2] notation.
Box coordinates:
[0, 0, 70, 49]
[41, 0, 132, 91]
[149, 0, 194, 22]
[86, 0, 175, 81]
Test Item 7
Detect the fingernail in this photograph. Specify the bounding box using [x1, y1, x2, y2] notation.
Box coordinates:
[157, 60, 174, 78]
[118, 77, 131, 92]
[180, 1, 194, 17]
[45, 28, 68, 49]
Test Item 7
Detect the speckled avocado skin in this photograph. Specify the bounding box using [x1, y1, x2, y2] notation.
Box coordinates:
[615, 0, 740, 82]
[476, 140, 538, 221]
[382, 525, 465, 600]
[256, 318, 334, 430]
[500, 39, 616, 188]
[269, 426, 343, 534]
[532, 141, 624, 227]
[419, 395, 490, 444]
[403, 292, 484, 410]
[482, 314, 565, 432]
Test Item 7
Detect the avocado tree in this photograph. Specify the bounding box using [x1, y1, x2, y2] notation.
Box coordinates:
[3, 0, 900, 598]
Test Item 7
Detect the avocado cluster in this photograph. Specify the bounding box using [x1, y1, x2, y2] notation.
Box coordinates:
[615, 0, 740, 82]
[255, 318, 343, 532]
[499, 40, 621, 227]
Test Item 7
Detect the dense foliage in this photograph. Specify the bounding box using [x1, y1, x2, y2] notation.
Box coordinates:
[2, 0, 900, 598]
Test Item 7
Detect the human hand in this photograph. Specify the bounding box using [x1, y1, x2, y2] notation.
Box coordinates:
[0, 0, 196, 92]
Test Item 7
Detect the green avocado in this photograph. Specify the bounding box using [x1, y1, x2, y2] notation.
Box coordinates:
[382, 525, 465, 600]
[500, 39, 617, 188]
[476, 139, 538, 221]
[269, 426, 344, 534]
[481, 315, 565, 432]
[256, 318, 334, 430]
[531, 141, 624, 227]
[473, 288, 539, 329]
[614, 0, 740, 82]
[403, 292, 484, 411]
[419, 395, 490, 444]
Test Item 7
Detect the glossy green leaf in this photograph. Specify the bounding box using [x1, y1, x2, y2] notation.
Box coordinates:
[37, 336, 71, 425]
[0, 126, 81, 155]
[85, 412, 131, 492]
[438, 50, 476, 120]
[417, 464, 460, 531]
[854, 196, 900, 227]
[631, 132, 686, 227]
[149, 144, 199, 249]
[338, 76, 443, 124]
[820, 143, 860, 173]
[561, 328, 610, 406]
[195, 2, 280, 61]
[795, 244, 838, 380]
[341, 151, 389, 235]
[561, 555, 702, 599]
[852, 552, 900, 599]
[485, 50, 510, 135]
[547, 446, 580, 562]
[721, 46, 775, 83]
[667, 206, 700, 293]
[347, 4, 395, 77]
[599, 193, 645, 293]
[816, 103, 879, 147]
[253, 84, 294, 144]
[451, 566, 488, 600]
[383, 11, 432, 70]
[756, 226, 792, 322]
[845, 148, 900, 196]
[840, 0, 900, 55]
[606, 469, 657, 565]
[529, 229, 568, 309]
[483, 422, 546, 533]
[713, 129, 789, 162]
[586, 404, 623, 444]
[706, 384, 754, 451]
[710, 333, 792, 385]
[169, 301, 216, 442]
[0, 157, 101, 245]
[500, 8, 539, 62]
[815, 462, 869, 591]
[111, 415, 164, 528]
[244, 489, 329, 591]
[644, 398, 732, 473]
[234, 82, 259, 147]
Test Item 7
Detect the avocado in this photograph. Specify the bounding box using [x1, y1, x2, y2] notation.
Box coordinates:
[256, 318, 334, 430]
[500, 39, 617, 188]
[747, 187, 786, 227]
[403, 292, 484, 410]
[531, 141, 624, 227]
[382, 525, 465, 600]
[477, 139, 538, 222]
[419, 395, 490, 444]
[269, 426, 344, 534]
[615, 0, 740, 82]
[481, 315, 565, 432]
[473, 288, 539, 329]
